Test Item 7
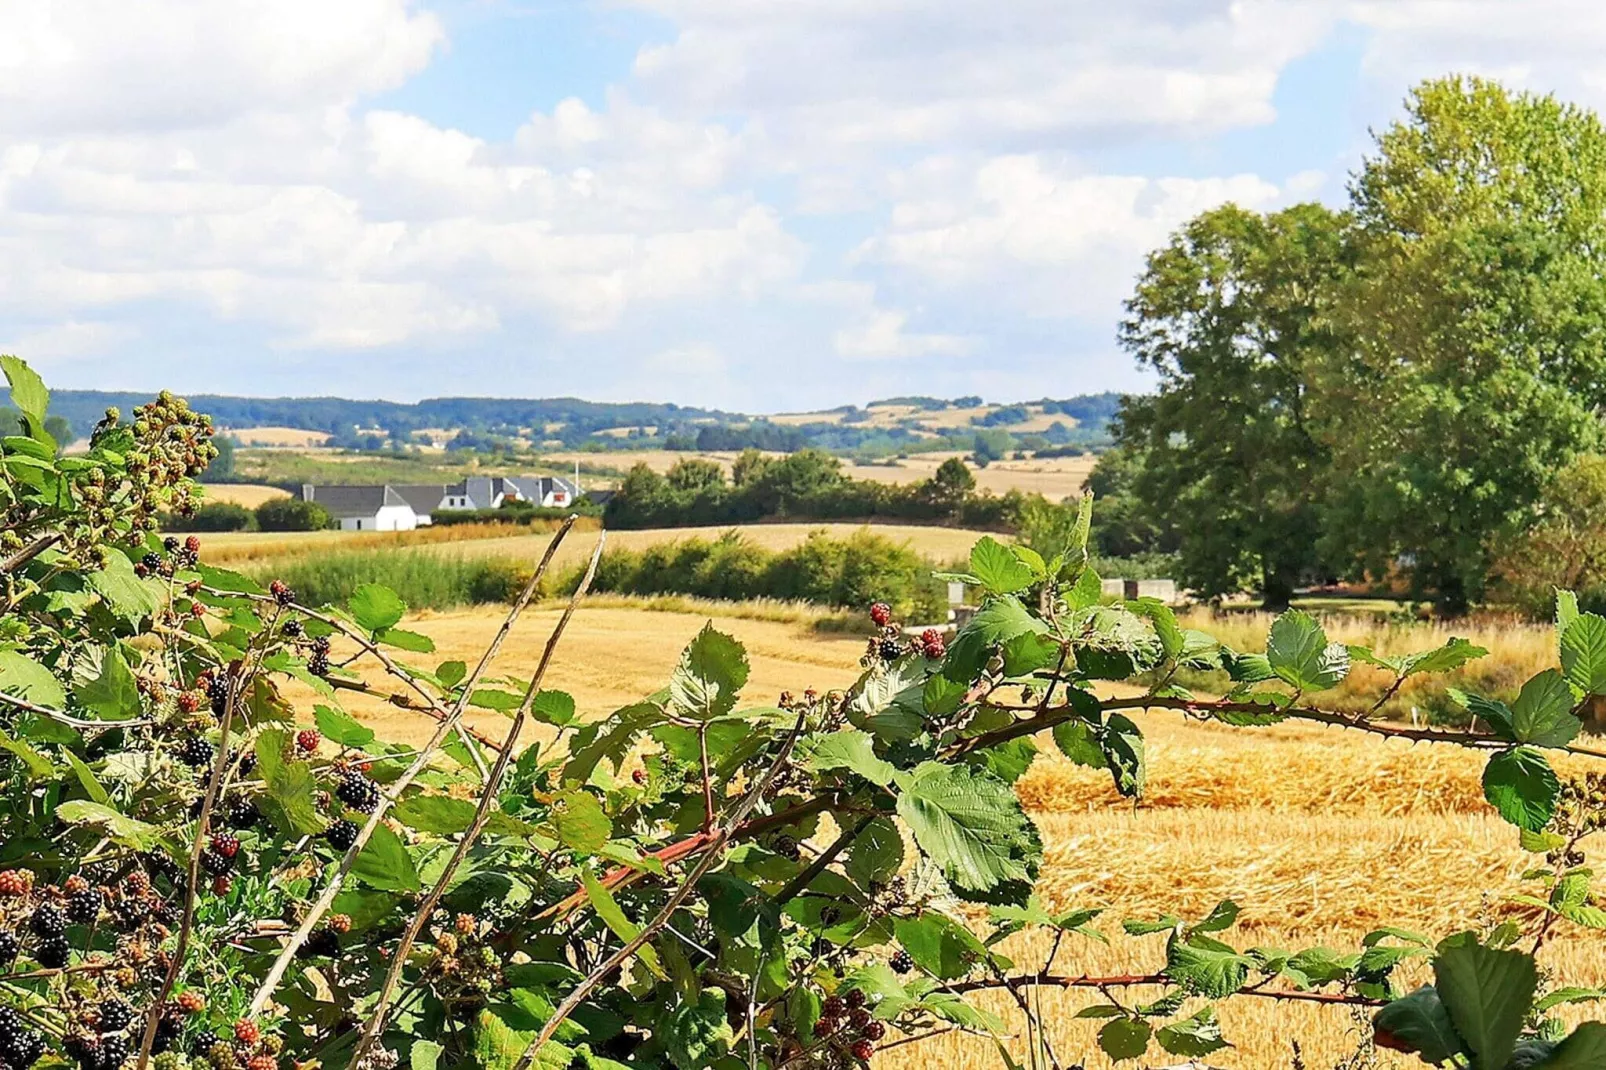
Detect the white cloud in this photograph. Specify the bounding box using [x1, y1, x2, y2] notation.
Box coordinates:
[834, 308, 973, 360]
[857, 156, 1282, 317]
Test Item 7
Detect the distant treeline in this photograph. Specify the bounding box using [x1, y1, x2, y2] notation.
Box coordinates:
[603, 449, 1051, 531]
[45, 390, 1121, 455]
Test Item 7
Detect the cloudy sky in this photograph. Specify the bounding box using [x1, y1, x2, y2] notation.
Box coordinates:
[0, 1, 1600, 411]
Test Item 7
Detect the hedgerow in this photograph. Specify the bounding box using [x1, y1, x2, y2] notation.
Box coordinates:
[0, 360, 1602, 1070]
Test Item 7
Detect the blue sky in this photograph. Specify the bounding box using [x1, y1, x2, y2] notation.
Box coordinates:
[0, 1, 1600, 412]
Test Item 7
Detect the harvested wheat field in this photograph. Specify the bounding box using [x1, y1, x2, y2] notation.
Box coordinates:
[281, 604, 1603, 1068]
[196, 482, 289, 508]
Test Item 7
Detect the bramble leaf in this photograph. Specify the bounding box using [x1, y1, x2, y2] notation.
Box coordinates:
[1266, 610, 1349, 692]
[349, 583, 407, 633]
[895, 761, 1038, 895]
[1482, 747, 1560, 831]
[1433, 935, 1536, 1070]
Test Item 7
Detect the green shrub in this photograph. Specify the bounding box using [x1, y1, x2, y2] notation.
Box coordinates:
[256, 496, 332, 531]
[253, 549, 522, 610]
[165, 501, 255, 531]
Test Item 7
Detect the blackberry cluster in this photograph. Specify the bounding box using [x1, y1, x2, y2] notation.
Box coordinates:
[325, 820, 360, 851]
[35, 935, 69, 969]
[770, 835, 801, 861]
[269, 580, 296, 608]
[335, 772, 379, 813]
[199, 849, 233, 877]
[917, 628, 946, 660]
[307, 637, 330, 677]
[223, 797, 261, 830]
[810, 987, 883, 1063]
[176, 737, 214, 769]
[0, 1006, 45, 1069]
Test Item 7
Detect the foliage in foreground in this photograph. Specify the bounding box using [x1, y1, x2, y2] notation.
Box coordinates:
[0, 360, 1604, 1070]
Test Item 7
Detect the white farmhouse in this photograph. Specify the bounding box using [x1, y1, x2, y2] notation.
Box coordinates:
[300, 485, 421, 531]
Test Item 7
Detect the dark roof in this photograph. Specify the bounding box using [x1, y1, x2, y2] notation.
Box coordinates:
[303, 485, 406, 518]
[391, 484, 448, 513]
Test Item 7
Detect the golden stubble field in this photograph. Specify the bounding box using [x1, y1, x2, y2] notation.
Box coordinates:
[539, 449, 1097, 501]
[281, 603, 1603, 1069]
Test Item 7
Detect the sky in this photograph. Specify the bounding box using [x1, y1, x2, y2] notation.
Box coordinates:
[1, 2, 1605, 413]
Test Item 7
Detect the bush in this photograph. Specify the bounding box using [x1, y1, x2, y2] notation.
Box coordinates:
[256, 496, 331, 531]
[253, 548, 528, 610]
[174, 501, 255, 531]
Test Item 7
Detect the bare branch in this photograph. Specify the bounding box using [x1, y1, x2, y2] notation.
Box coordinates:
[348, 531, 605, 1067]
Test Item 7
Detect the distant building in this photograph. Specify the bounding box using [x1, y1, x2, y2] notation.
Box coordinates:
[299, 474, 581, 527]
[300, 485, 421, 532]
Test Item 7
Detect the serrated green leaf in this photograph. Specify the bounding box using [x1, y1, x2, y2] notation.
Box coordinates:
[1483, 747, 1560, 831]
[1403, 637, 1489, 677]
[349, 584, 407, 633]
[1166, 933, 1251, 998]
[895, 761, 1038, 895]
[1098, 1017, 1151, 1062]
[0, 729, 54, 780]
[352, 822, 420, 892]
[1561, 613, 1606, 696]
[73, 645, 140, 720]
[531, 690, 576, 726]
[1510, 670, 1582, 748]
[1372, 986, 1464, 1065]
[894, 913, 986, 980]
[1100, 713, 1145, 798]
[394, 794, 477, 834]
[410, 1040, 443, 1070]
[1156, 1007, 1228, 1058]
[1434, 936, 1536, 1070]
[550, 789, 611, 854]
[845, 816, 904, 886]
[314, 704, 375, 748]
[805, 729, 896, 786]
[969, 537, 1036, 594]
[56, 799, 156, 848]
[581, 870, 664, 979]
[375, 627, 434, 653]
[1535, 1023, 1606, 1069]
[1, 355, 49, 425]
[469, 689, 524, 712]
[1267, 610, 1349, 692]
[668, 623, 749, 720]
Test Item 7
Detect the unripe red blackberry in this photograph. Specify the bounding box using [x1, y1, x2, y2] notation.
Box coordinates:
[848, 1007, 871, 1030]
[919, 628, 946, 659]
[210, 875, 232, 896]
[210, 833, 240, 860]
[812, 1018, 835, 1038]
[328, 914, 352, 934]
[268, 581, 294, 607]
[325, 819, 360, 851]
[64, 874, 88, 894]
[455, 912, 477, 935]
[869, 602, 892, 627]
[845, 988, 866, 1010]
[631, 768, 646, 784]
[0, 869, 31, 896]
[295, 729, 320, 753]
[821, 995, 845, 1018]
[177, 991, 206, 1014]
[247, 1056, 276, 1070]
[185, 535, 201, 555]
[232, 1020, 260, 1046]
[177, 690, 203, 714]
[850, 1039, 874, 1061]
[863, 1020, 886, 1042]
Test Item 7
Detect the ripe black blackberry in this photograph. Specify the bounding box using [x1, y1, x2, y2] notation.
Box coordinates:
[877, 638, 902, 661]
[0, 1007, 45, 1070]
[98, 999, 134, 1034]
[67, 887, 103, 924]
[156, 900, 182, 927]
[311, 635, 331, 656]
[771, 834, 800, 861]
[141, 552, 163, 573]
[145, 851, 182, 882]
[296, 927, 340, 959]
[199, 849, 233, 876]
[152, 1012, 182, 1054]
[175, 736, 214, 769]
[207, 678, 230, 714]
[335, 772, 379, 812]
[99, 1031, 130, 1069]
[889, 949, 914, 974]
[235, 751, 257, 776]
[163, 537, 180, 555]
[224, 796, 261, 830]
[35, 934, 70, 968]
[30, 903, 66, 938]
[0, 928, 17, 964]
[281, 619, 303, 638]
[307, 650, 330, 676]
[325, 819, 360, 851]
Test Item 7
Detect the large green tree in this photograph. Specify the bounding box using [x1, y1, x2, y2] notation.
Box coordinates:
[1318, 75, 1606, 610]
[1116, 202, 1348, 607]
